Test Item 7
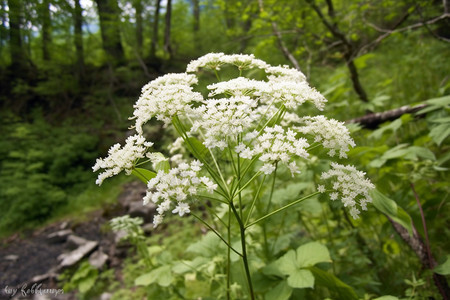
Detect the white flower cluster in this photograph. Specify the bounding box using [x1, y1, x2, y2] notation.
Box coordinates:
[236, 125, 310, 176]
[186, 53, 268, 72]
[143, 160, 217, 227]
[93, 135, 153, 185]
[132, 73, 203, 133]
[296, 116, 356, 158]
[318, 163, 375, 219]
[190, 96, 259, 149]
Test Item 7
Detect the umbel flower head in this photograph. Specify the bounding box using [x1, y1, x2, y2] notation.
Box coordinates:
[93, 53, 374, 226]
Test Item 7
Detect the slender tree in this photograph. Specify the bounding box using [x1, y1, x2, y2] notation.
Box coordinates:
[150, 0, 161, 58]
[40, 0, 51, 61]
[95, 0, 125, 64]
[193, 0, 200, 32]
[163, 0, 172, 58]
[134, 0, 143, 55]
[8, 0, 27, 70]
[73, 0, 84, 77]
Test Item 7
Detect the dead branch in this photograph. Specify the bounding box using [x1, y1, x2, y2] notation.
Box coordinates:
[346, 104, 427, 128]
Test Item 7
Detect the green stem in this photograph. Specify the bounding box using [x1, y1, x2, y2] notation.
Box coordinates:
[246, 192, 320, 228]
[245, 175, 266, 226]
[230, 202, 255, 300]
[191, 212, 242, 257]
[227, 205, 231, 300]
[232, 171, 262, 198]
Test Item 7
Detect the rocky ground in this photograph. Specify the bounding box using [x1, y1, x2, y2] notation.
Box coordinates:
[0, 181, 155, 300]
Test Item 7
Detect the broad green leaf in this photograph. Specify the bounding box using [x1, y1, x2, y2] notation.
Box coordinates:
[186, 231, 224, 257]
[78, 274, 97, 293]
[434, 255, 450, 275]
[134, 265, 173, 287]
[373, 296, 399, 300]
[262, 261, 285, 278]
[371, 189, 398, 217]
[309, 266, 358, 300]
[370, 189, 414, 236]
[172, 257, 210, 274]
[265, 280, 292, 300]
[287, 269, 314, 289]
[277, 250, 298, 275]
[429, 124, 450, 146]
[296, 242, 331, 268]
[132, 168, 156, 184]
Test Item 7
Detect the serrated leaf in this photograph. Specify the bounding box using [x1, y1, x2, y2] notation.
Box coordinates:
[265, 280, 292, 300]
[296, 242, 331, 268]
[309, 266, 358, 300]
[172, 257, 210, 274]
[78, 274, 97, 293]
[406, 146, 436, 161]
[149, 152, 170, 172]
[186, 231, 224, 257]
[132, 168, 156, 183]
[287, 269, 314, 289]
[434, 255, 450, 275]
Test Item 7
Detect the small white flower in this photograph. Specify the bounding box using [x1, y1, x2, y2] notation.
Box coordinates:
[260, 163, 276, 175]
[317, 185, 326, 193]
[172, 202, 191, 216]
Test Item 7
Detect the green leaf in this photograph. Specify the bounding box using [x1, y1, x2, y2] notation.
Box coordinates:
[429, 124, 450, 146]
[296, 242, 332, 268]
[277, 250, 298, 275]
[265, 280, 293, 300]
[132, 168, 156, 184]
[149, 152, 170, 172]
[373, 296, 399, 300]
[370, 189, 414, 236]
[78, 273, 97, 293]
[406, 146, 436, 161]
[287, 269, 314, 289]
[434, 255, 450, 275]
[186, 231, 224, 257]
[309, 266, 358, 300]
[135, 265, 173, 287]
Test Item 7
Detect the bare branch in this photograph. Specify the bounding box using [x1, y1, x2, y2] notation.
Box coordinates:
[271, 22, 302, 71]
[346, 104, 427, 128]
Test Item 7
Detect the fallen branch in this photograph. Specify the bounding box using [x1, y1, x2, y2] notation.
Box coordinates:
[346, 103, 427, 128]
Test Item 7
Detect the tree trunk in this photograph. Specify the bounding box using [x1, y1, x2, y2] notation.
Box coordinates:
[163, 0, 172, 58]
[74, 0, 85, 77]
[134, 0, 143, 55]
[7, 0, 27, 70]
[95, 0, 125, 65]
[193, 0, 200, 32]
[0, 0, 7, 49]
[41, 0, 51, 61]
[150, 0, 161, 58]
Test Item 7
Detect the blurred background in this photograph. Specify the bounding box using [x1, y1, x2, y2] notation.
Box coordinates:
[0, 0, 449, 298]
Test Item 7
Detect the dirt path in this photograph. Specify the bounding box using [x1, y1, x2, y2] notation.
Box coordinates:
[0, 181, 150, 300]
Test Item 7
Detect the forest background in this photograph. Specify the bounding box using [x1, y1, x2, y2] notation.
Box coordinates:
[0, 0, 449, 299]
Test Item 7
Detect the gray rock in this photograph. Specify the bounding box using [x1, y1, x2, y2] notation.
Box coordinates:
[66, 235, 88, 250]
[88, 250, 108, 269]
[58, 241, 98, 268]
[4, 254, 19, 261]
[47, 229, 72, 244]
[128, 201, 156, 223]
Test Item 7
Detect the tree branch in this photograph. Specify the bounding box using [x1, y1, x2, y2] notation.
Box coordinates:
[346, 104, 427, 128]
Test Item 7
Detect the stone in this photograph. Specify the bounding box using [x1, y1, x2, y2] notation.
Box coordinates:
[46, 229, 72, 244]
[128, 201, 156, 223]
[88, 250, 109, 269]
[58, 241, 98, 268]
[66, 235, 88, 250]
[100, 292, 113, 300]
[4, 254, 19, 261]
